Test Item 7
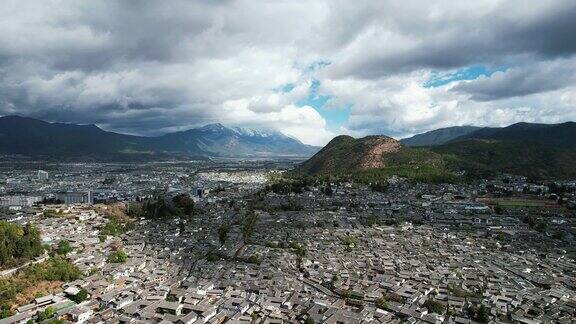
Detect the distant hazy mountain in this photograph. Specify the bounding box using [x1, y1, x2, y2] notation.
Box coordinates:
[401, 122, 576, 149]
[0, 116, 318, 161]
[401, 126, 481, 147]
[0, 115, 160, 161]
[454, 122, 576, 149]
[155, 123, 318, 157]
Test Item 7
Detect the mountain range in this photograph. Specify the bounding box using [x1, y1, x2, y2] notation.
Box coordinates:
[299, 122, 576, 180]
[0, 116, 319, 161]
[401, 122, 576, 149]
[4, 115, 576, 180]
[400, 126, 481, 147]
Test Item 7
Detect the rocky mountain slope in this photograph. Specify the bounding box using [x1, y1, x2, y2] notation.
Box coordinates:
[298, 135, 405, 174]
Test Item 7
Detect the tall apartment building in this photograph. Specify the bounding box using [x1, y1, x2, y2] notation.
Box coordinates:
[37, 170, 49, 181]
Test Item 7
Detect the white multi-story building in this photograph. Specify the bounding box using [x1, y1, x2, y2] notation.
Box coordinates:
[37, 170, 49, 181]
[0, 195, 42, 207]
[56, 191, 93, 204]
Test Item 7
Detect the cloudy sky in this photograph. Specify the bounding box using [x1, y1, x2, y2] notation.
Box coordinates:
[1, 0, 576, 145]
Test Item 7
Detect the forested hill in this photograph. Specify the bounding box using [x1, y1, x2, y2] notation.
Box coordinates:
[298, 121, 576, 181]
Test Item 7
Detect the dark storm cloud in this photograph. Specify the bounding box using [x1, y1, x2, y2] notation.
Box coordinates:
[512, 3, 576, 58]
[0, 0, 318, 131]
[453, 60, 576, 101]
[0, 0, 239, 133]
[1, 1, 215, 72]
[1, 0, 575, 143]
[327, 1, 576, 79]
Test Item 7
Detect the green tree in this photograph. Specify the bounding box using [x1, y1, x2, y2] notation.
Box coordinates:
[37, 306, 55, 322]
[172, 194, 195, 215]
[70, 289, 88, 303]
[107, 250, 128, 263]
[370, 182, 389, 193]
[0, 221, 43, 268]
[247, 255, 261, 264]
[376, 297, 389, 310]
[241, 210, 259, 243]
[289, 242, 306, 257]
[206, 249, 219, 262]
[218, 223, 230, 245]
[340, 235, 358, 248]
[494, 205, 504, 214]
[468, 304, 490, 323]
[0, 304, 11, 319]
[165, 294, 178, 302]
[56, 240, 73, 256]
[423, 299, 445, 314]
[99, 218, 134, 237]
[140, 197, 175, 219]
[0, 257, 81, 318]
[477, 304, 489, 323]
[24, 256, 82, 282]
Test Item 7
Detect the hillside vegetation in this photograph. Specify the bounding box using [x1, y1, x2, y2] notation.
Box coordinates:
[297, 135, 457, 183]
[0, 221, 43, 269]
[0, 257, 82, 319]
[432, 139, 576, 180]
[456, 122, 576, 150]
[297, 124, 576, 182]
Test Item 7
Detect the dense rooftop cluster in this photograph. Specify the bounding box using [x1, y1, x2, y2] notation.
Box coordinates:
[0, 161, 575, 323]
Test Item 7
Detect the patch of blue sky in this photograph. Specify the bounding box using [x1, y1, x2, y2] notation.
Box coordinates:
[276, 83, 295, 93]
[424, 64, 505, 88]
[305, 60, 331, 73]
[276, 61, 349, 130]
[297, 79, 350, 131]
